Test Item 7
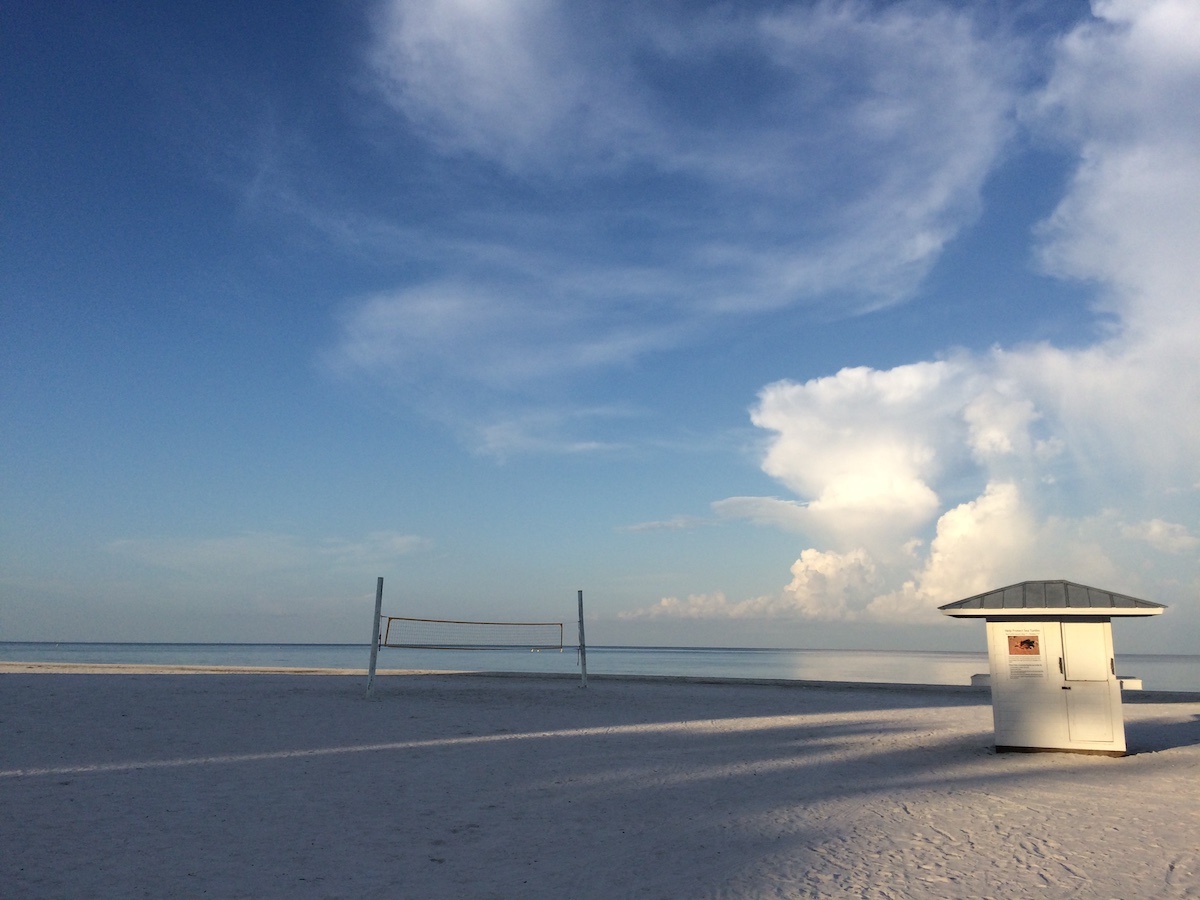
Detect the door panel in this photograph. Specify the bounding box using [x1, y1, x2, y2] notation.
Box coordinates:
[1061, 621, 1114, 743]
[1065, 683, 1114, 741]
[1061, 621, 1110, 681]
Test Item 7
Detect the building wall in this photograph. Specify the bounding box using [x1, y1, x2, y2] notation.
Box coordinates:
[984, 618, 1125, 754]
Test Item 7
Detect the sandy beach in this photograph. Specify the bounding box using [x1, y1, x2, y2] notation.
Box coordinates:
[2, 670, 1199, 898]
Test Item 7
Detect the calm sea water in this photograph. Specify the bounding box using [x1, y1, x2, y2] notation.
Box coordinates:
[3, 643, 1199, 691]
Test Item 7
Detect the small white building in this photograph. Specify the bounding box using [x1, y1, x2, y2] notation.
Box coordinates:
[939, 580, 1165, 756]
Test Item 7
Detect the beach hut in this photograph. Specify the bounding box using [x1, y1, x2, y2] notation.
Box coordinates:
[939, 580, 1165, 756]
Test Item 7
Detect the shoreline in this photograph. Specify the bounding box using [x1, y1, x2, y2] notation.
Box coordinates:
[5, 660, 1199, 702]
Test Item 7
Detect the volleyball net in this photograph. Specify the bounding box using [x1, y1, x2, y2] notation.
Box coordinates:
[382, 616, 563, 651]
[365, 578, 588, 694]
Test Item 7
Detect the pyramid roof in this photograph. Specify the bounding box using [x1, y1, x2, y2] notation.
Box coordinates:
[938, 580, 1165, 618]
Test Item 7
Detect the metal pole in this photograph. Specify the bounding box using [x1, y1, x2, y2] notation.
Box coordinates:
[365, 577, 384, 698]
[577, 589, 588, 688]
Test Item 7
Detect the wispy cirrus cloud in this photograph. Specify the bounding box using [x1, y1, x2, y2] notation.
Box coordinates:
[1121, 519, 1200, 555]
[619, 515, 713, 534]
[327, 0, 1022, 435]
[108, 530, 431, 576]
[326, 280, 694, 391]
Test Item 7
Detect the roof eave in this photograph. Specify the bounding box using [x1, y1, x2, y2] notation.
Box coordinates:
[941, 607, 1165, 619]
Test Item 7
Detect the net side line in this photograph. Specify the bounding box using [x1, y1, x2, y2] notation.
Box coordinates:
[384, 616, 566, 628]
[381, 643, 564, 651]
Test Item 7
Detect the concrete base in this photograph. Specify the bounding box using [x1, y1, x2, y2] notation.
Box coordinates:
[973, 672, 1143, 690]
[996, 744, 1126, 758]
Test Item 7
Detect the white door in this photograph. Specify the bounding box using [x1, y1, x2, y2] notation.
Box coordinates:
[1061, 621, 1113, 743]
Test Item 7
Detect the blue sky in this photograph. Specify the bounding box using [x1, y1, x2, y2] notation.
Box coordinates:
[3, 0, 1198, 652]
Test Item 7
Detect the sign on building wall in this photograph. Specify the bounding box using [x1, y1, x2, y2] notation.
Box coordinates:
[1004, 628, 1046, 680]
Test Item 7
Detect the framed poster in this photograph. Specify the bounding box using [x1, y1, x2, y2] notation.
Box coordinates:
[1005, 629, 1045, 679]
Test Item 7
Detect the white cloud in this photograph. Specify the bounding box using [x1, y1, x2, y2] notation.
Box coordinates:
[1007, 2, 1200, 499]
[475, 414, 622, 459]
[963, 390, 1039, 462]
[108, 531, 430, 576]
[779, 548, 882, 620]
[319, 531, 434, 566]
[621, 547, 881, 621]
[744, 0, 1015, 301]
[336, 0, 1021, 415]
[1121, 519, 1200, 555]
[372, 0, 1016, 189]
[712, 497, 808, 532]
[468, 404, 645, 459]
[726, 361, 975, 555]
[369, 0, 646, 173]
[644, 0, 1200, 624]
[620, 592, 741, 620]
[619, 515, 712, 533]
[892, 481, 1044, 608]
[326, 280, 692, 392]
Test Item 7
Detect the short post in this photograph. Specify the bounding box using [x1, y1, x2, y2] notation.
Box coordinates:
[365, 577, 384, 698]
[577, 589, 588, 688]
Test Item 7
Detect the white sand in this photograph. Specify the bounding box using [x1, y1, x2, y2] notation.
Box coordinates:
[2, 671, 1198, 898]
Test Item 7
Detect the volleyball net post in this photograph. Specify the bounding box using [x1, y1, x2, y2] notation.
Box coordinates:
[365, 576, 385, 698]
[577, 589, 588, 688]
[364, 578, 588, 692]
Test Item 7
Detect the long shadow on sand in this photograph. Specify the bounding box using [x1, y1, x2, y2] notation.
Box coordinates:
[1125, 712, 1200, 753]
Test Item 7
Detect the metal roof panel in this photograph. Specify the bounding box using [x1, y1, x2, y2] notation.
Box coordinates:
[939, 580, 1165, 617]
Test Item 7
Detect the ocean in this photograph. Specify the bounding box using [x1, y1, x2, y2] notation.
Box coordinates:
[3, 642, 1199, 691]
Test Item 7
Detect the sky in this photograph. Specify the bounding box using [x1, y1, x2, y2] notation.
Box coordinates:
[3, 0, 1199, 653]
